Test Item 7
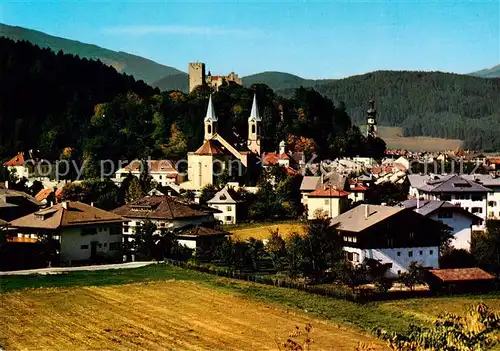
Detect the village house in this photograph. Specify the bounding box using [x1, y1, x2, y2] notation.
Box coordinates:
[300, 173, 348, 207]
[331, 204, 447, 277]
[112, 195, 220, 247]
[9, 201, 124, 264]
[305, 187, 349, 220]
[0, 183, 41, 222]
[176, 226, 230, 253]
[207, 187, 244, 225]
[114, 159, 179, 186]
[3, 151, 56, 181]
[463, 174, 500, 220]
[347, 179, 369, 203]
[399, 199, 482, 251]
[181, 94, 261, 190]
[408, 174, 491, 228]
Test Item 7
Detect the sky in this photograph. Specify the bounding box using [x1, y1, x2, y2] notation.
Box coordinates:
[0, 0, 499, 79]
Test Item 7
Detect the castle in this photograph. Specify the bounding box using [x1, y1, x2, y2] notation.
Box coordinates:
[188, 62, 242, 93]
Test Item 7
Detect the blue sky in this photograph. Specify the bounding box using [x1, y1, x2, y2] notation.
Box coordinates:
[1, 1, 499, 78]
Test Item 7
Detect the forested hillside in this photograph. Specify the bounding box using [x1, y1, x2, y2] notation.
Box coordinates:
[279, 71, 500, 151]
[470, 64, 500, 78]
[0, 23, 183, 84]
[0, 37, 384, 174]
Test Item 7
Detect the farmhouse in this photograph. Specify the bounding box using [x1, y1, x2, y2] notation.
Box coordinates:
[9, 201, 123, 264]
[331, 204, 447, 277]
[399, 199, 482, 251]
[112, 195, 219, 241]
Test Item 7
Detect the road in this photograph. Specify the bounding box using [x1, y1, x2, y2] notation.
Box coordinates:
[0, 261, 156, 276]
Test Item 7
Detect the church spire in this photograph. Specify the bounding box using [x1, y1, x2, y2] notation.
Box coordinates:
[248, 93, 262, 122]
[204, 94, 218, 122]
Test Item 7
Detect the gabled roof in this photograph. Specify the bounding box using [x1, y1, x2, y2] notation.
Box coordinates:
[428, 268, 495, 283]
[399, 199, 483, 223]
[9, 201, 123, 230]
[35, 188, 54, 202]
[112, 195, 218, 220]
[204, 94, 217, 122]
[207, 187, 242, 204]
[248, 93, 261, 122]
[263, 152, 290, 165]
[3, 152, 25, 167]
[300, 173, 347, 192]
[0, 218, 8, 226]
[417, 175, 492, 193]
[330, 205, 404, 232]
[0, 184, 41, 207]
[300, 176, 321, 191]
[462, 174, 500, 187]
[194, 139, 227, 156]
[308, 187, 349, 198]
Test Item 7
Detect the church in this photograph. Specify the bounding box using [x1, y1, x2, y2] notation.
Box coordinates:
[181, 94, 262, 190]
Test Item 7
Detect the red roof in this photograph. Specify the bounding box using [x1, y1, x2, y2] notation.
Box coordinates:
[371, 167, 382, 175]
[488, 158, 500, 165]
[263, 152, 290, 165]
[194, 140, 227, 155]
[428, 268, 495, 283]
[4, 152, 25, 167]
[35, 188, 53, 201]
[308, 187, 349, 198]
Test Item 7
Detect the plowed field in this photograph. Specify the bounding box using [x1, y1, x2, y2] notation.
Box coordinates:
[1, 280, 385, 350]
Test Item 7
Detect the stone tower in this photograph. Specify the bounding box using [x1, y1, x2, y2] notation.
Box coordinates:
[366, 100, 377, 138]
[247, 93, 262, 154]
[189, 62, 206, 93]
[204, 94, 218, 141]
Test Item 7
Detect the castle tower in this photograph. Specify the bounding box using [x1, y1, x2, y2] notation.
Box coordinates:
[204, 94, 218, 141]
[189, 62, 206, 93]
[247, 93, 262, 154]
[366, 100, 377, 138]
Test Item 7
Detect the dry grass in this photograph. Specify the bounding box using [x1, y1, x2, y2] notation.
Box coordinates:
[0, 280, 385, 350]
[371, 126, 462, 152]
[230, 223, 306, 241]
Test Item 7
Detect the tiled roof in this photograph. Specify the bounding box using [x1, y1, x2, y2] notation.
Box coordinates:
[194, 140, 227, 155]
[263, 152, 290, 165]
[399, 199, 483, 223]
[462, 174, 500, 187]
[112, 195, 218, 220]
[330, 205, 404, 232]
[208, 187, 242, 204]
[35, 188, 53, 201]
[428, 268, 495, 282]
[0, 184, 41, 207]
[10, 201, 123, 230]
[300, 176, 321, 191]
[3, 152, 25, 167]
[123, 159, 177, 173]
[179, 226, 229, 237]
[487, 158, 500, 165]
[417, 175, 492, 193]
[308, 187, 349, 198]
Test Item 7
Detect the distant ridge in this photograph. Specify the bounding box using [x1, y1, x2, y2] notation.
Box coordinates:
[0, 23, 183, 84]
[469, 64, 500, 78]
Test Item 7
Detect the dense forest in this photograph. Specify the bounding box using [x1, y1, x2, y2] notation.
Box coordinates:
[0, 37, 383, 174]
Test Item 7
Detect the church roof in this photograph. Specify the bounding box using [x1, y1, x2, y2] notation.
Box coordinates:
[204, 94, 217, 122]
[248, 93, 261, 122]
[194, 140, 227, 155]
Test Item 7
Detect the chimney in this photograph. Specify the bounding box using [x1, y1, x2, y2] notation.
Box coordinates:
[364, 204, 369, 218]
[4, 181, 8, 189]
[416, 197, 420, 213]
[90, 202, 94, 207]
[61, 201, 68, 210]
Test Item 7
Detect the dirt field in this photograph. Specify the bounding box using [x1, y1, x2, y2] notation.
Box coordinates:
[230, 223, 306, 241]
[364, 126, 462, 152]
[0, 280, 385, 350]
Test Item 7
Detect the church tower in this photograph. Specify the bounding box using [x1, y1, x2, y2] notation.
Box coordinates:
[366, 100, 377, 138]
[247, 93, 262, 154]
[204, 94, 218, 141]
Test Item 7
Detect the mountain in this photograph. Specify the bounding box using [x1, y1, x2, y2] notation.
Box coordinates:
[0, 23, 183, 84]
[469, 64, 500, 78]
[242, 71, 334, 91]
[153, 72, 189, 92]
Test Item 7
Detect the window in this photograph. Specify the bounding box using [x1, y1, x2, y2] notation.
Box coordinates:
[226, 206, 232, 212]
[324, 199, 329, 205]
[408, 251, 413, 257]
[387, 238, 394, 247]
[397, 251, 401, 257]
[225, 216, 232, 221]
[488, 201, 497, 207]
[207, 125, 212, 134]
[430, 250, 434, 255]
[397, 270, 401, 275]
[419, 251, 423, 255]
[409, 232, 414, 239]
[489, 212, 495, 218]
[471, 207, 483, 214]
[109, 242, 121, 251]
[81, 227, 97, 236]
[251, 124, 256, 134]
[353, 253, 360, 263]
[441, 194, 451, 201]
[104, 243, 107, 247]
[98, 243, 102, 248]
[159, 175, 162, 180]
[471, 195, 483, 202]
[80, 245, 89, 250]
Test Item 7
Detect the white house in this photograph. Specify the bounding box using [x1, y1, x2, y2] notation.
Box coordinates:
[176, 226, 230, 252]
[9, 201, 124, 264]
[207, 187, 243, 225]
[399, 199, 482, 251]
[112, 195, 219, 242]
[3, 151, 56, 181]
[305, 187, 349, 220]
[409, 174, 491, 229]
[463, 174, 500, 220]
[114, 159, 179, 186]
[331, 204, 445, 277]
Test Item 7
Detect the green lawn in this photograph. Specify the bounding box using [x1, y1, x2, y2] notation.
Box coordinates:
[2, 263, 499, 339]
